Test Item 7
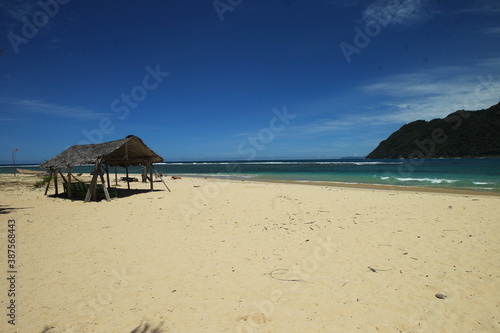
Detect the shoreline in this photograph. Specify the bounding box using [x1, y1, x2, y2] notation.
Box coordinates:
[1, 158, 499, 195]
[2, 173, 500, 197]
[172, 174, 500, 197]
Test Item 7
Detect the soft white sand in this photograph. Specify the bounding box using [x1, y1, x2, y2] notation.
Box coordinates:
[1, 174, 499, 332]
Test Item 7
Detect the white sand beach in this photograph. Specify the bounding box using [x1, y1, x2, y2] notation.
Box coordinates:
[1, 174, 499, 332]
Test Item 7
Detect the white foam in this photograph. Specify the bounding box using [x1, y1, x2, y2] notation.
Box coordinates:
[395, 178, 458, 184]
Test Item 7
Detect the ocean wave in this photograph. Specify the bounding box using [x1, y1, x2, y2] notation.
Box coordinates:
[395, 178, 459, 184]
[164, 161, 403, 166]
[178, 173, 259, 179]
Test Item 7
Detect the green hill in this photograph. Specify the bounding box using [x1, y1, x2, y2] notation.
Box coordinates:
[367, 102, 500, 159]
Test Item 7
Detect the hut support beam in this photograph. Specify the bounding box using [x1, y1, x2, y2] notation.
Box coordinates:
[67, 166, 72, 199]
[126, 166, 130, 190]
[84, 162, 110, 202]
[85, 173, 97, 202]
[149, 164, 153, 191]
[99, 173, 111, 202]
[54, 169, 59, 196]
[44, 171, 53, 195]
[59, 171, 67, 184]
[105, 164, 110, 188]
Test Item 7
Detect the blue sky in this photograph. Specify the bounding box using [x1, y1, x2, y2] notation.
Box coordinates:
[1, 0, 499, 163]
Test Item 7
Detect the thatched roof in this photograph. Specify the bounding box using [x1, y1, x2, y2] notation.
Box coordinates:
[40, 135, 163, 170]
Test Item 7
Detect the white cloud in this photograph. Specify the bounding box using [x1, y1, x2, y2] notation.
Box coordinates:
[284, 119, 357, 137]
[361, 0, 433, 27]
[360, 58, 500, 123]
[481, 26, 500, 35]
[1, 98, 112, 120]
[292, 58, 500, 136]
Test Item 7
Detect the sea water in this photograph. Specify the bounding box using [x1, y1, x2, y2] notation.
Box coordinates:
[2, 158, 499, 193]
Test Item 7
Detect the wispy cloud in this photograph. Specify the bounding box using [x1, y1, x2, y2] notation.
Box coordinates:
[288, 119, 356, 137]
[322, 0, 362, 8]
[2, 1, 38, 21]
[1, 98, 112, 120]
[359, 58, 500, 123]
[290, 58, 500, 138]
[481, 26, 500, 35]
[361, 0, 433, 27]
[0, 0, 55, 32]
[454, 0, 500, 15]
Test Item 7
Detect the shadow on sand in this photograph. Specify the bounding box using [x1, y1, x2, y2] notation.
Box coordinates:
[47, 188, 165, 202]
[0, 205, 30, 214]
[40, 321, 166, 333]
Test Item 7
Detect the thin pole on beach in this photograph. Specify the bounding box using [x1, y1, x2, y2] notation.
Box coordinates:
[125, 166, 130, 190]
[12, 148, 18, 176]
[152, 165, 171, 192]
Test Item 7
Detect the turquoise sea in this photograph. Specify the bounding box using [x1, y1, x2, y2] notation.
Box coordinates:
[3, 158, 500, 193]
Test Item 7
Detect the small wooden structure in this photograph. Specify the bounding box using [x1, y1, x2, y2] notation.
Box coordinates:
[40, 135, 164, 202]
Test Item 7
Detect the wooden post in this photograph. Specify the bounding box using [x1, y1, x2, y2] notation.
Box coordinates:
[125, 166, 130, 190]
[149, 164, 153, 191]
[85, 173, 99, 203]
[142, 166, 147, 183]
[85, 162, 99, 202]
[59, 171, 67, 184]
[99, 173, 111, 202]
[44, 171, 53, 195]
[114, 166, 118, 186]
[54, 168, 59, 196]
[105, 164, 110, 188]
[67, 166, 72, 199]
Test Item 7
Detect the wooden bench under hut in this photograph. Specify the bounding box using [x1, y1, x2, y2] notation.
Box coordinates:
[40, 135, 166, 202]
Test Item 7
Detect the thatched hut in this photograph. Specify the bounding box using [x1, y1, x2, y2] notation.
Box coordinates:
[40, 135, 164, 202]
